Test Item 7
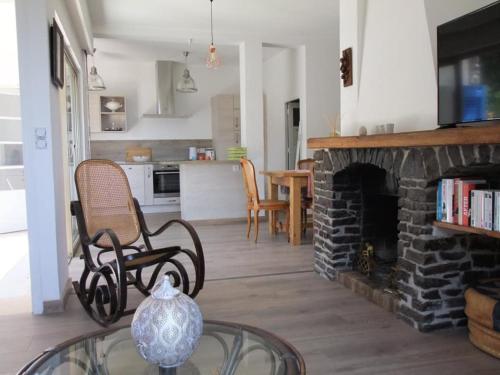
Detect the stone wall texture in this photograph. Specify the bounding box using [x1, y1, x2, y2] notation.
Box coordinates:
[313, 145, 500, 332]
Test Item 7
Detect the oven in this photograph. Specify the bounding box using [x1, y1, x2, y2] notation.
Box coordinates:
[153, 164, 180, 205]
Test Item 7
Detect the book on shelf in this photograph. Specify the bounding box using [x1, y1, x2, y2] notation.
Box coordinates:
[471, 189, 495, 230]
[436, 180, 443, 221]
[457, 179, 487, 226]
[436, 177, 500, 234]
[442, 179, 455, 223]
[495, 191, 500, 232]
[484, 191, 493, 231]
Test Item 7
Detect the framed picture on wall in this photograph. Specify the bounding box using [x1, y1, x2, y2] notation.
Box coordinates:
[50, 19, 64, 88]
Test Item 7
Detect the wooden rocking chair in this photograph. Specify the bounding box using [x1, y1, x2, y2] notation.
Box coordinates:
[71, 159, 205, 326]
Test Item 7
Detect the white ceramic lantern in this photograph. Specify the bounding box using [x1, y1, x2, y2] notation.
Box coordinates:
[131, 276, 203, 368]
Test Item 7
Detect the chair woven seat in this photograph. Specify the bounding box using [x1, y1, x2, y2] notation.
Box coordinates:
[124, 247, 181, 269]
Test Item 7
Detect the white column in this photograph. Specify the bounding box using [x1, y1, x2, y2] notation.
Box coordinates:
[339, 0, 367, 135]
[239, 40, 265, 193]
[302, 39, 340, 158]
[16, 0, 69, 313]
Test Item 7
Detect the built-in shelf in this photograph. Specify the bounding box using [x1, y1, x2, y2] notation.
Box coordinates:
[308, 125, 500, 149]
[89, 94, 127, 133]
[433, 221, 500, 239]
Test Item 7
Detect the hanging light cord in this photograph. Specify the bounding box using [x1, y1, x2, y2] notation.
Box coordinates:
[210, 0, 214, 44]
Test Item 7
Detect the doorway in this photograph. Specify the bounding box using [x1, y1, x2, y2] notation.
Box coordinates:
[285, 99, 300, 170]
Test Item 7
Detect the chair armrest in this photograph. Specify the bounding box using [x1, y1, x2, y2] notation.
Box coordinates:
[142, 217, 205, 288]
[83, 228, 126, 272]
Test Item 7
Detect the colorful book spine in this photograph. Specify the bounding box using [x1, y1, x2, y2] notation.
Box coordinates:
[484, 191, 493, 230]
[453, 179, 460, 224]
[437, 180, 443, 221]
[495, 191, 500, 232]
[443, 179, 455, 223]
[471, 190, 478, 228]
[462, 183, 477, 226]
[459, 180, 486, 227]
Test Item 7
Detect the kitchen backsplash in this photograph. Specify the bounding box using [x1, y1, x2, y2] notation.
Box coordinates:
[91, 140, 213, 161]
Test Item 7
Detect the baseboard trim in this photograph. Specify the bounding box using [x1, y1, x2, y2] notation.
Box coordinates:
[42, 278, 72, 314]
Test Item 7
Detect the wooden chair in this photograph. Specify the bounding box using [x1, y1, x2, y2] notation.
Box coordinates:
[297, 158, 315, 235]
[240, 158, 289, 242]
[71, 159, 205, 326]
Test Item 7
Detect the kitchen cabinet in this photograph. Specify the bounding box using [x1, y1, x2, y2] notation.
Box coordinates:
[89, 94, 127, 133]
[211, 95, 240, 160]
[120, 164, 154, 206]
[180, 161, 246, 220]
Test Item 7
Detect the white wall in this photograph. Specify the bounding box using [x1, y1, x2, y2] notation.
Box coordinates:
[339, 0, 495, 136]
[302, 39, 340, 156]
[90, 49, 240, 141]
[16, 0, 91, 313]
[263, 40, 339, 169]
[263, 48, 301, 170]
[0, 1, 19, 91]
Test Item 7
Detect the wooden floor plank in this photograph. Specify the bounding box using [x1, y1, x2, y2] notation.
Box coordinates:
[0, 214, 499, 374]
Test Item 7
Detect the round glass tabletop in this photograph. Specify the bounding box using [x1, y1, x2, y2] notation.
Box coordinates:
[18, 320, 305, 375]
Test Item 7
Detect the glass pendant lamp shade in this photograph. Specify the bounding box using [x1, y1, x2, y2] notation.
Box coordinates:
[177, 68, 198, 93]
[88, 66, 106, 91]
[206, 44, 221, 69]
[177, 50, 198, 93]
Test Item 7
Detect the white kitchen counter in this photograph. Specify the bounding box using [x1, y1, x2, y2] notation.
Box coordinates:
[179, 162, 247, 221]
[115, 160, 239, 165]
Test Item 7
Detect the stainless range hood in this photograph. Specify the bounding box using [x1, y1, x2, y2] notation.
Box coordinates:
[143, 61, 190, 118]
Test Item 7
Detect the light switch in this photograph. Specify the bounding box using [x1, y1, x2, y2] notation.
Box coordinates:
[35, 127, 47, 149]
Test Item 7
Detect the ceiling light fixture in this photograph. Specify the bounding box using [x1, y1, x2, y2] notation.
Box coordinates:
[206, 0, 221, 69]
[88, 48, 106, 91]
[177, 40, 198, 93]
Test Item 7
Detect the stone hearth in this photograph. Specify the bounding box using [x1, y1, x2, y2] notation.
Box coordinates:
[313, 144, 500, 332]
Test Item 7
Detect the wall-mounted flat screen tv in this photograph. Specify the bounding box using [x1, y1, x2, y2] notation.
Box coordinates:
[438, 1, 500, 126]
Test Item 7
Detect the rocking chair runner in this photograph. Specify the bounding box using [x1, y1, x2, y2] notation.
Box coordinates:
[71, 159, 205, 326]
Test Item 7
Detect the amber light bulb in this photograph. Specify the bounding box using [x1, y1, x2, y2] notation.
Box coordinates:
[206, 44, 221, 69]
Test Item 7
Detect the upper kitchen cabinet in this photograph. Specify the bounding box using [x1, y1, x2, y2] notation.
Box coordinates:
[211, 95, 240, 160]
[89, 94, 128, 133]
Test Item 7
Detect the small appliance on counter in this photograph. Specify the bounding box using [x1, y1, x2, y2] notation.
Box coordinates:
[197, 148, 206, 160]
[188, 147, 197, 161]
[205, 148, 215, 160]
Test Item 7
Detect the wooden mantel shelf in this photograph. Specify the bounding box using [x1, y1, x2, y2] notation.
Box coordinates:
[308, 125, 500, 150]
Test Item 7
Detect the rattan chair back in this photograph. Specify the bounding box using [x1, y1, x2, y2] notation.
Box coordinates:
[75, 160, 141, 247]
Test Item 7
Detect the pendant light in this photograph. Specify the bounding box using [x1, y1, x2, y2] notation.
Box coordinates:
[206, 0, 221, 69]
[177, 40, 198, 93]
[88, 49, 106, 91]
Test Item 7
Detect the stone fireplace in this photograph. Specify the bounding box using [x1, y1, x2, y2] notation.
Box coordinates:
[312, 141, 500, 332]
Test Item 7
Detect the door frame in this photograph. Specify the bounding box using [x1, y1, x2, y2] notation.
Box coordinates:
[285, 99, 300, 170]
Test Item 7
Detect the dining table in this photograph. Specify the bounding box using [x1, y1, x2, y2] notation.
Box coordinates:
[260, 169, 312, 246]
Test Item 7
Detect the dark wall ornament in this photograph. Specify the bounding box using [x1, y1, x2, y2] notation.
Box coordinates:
[340, 47, 353, 87]
[50, 19, 64, 89]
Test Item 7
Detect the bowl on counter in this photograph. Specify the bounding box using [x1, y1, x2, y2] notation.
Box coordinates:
[132, 155, 151, 162]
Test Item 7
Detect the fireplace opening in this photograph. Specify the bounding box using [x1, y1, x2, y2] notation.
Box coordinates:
[333, 164, 400, 292]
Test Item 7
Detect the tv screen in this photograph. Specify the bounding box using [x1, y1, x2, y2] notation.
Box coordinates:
[438, 1, 500, 126]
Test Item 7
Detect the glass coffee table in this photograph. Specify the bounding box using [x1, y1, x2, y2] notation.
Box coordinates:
[18, 320, 306, 375]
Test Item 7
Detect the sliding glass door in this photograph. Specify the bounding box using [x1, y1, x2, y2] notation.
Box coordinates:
[64, 54, 84, 257]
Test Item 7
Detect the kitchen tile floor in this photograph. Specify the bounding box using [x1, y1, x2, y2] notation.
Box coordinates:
[1, 214, 499, 374]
